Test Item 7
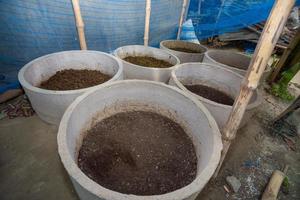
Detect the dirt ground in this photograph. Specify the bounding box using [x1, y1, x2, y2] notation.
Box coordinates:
[0, 83, 299, 200]
[198, 85, 300, 200]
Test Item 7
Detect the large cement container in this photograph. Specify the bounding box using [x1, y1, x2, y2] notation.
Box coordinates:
[203, 49, 271, 81]
[160, 40, 207, 63]
[114, 45, 180, 83]
[57, 80, 222, 200]
[18, 50, 123, 125]
[169, 63, 262, 129]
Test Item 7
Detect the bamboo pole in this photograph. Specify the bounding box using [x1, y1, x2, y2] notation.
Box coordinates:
[177, 0, 188, 40]
[71, 0, 87, 50]
[214, 0, 295, 177]
[144, 0, 151, 46]
[261, 165, 289, 200]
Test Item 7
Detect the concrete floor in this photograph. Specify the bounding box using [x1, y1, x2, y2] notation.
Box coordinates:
[0, 116, 78, 200]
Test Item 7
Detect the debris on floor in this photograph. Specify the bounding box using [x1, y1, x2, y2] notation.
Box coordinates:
[0, 95, 35, 119]
[226, 176, 241, 193]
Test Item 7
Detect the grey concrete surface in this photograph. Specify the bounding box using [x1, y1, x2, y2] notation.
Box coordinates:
[0, 115, 78, 200]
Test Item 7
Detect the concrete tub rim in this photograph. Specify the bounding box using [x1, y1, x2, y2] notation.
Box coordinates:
[160, 40, 208, 56]
[171, 63, 262, 111]
[113, 45, 181, 71]
[57, 80, 222, 200]
[18, 50, 123, 95]
[204, 49, 251, 74]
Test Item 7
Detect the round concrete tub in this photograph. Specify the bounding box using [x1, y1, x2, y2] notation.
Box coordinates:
[114, 45, 180, 83]
[160, 40, 207, 63]
[18, 50, 123, 125]
[203, 49, 270, 80]
[58, 80, 222, 200]
[169, 63, 262, 129]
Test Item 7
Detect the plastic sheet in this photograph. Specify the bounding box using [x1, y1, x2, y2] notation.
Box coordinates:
[0, 0, 183, 93]
[187, 0, 300, 39]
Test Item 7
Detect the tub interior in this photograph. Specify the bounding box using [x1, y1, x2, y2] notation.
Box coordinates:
[208, 50, 251, 70]
[23, 51, 120, 87]
[174, 64, 257, 104]
[115, 45, 178, 66]
[162, 40, 206, 53]
[64, 82, 220, 180]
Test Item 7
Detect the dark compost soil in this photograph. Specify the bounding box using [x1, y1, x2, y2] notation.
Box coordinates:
[78, 111, 197, 195]
[184, 84, 234, 106]
[123, 56, 173, 68]
[170, 47, 202, 53]
[39, 69, 111, 91]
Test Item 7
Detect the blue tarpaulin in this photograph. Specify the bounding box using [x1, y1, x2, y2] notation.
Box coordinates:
[0, 0, 299, 93]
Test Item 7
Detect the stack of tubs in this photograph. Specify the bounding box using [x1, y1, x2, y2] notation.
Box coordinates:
[18, 40, 262, 200]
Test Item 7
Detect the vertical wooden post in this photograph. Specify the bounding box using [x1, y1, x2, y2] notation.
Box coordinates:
[269, 29, 300, 83]
[177, 0, 188, 40]
[71, 0, 87, 50]
[144, 0, 151, 46]
[214, 0, 295, 177]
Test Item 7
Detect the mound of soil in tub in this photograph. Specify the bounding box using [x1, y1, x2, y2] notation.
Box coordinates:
[39, 69, 111, 90]
[184, 84, 234, 106]
[78, 111, 197, 195]
[123, 56, 173, 68]
[170, 47, 202, 53]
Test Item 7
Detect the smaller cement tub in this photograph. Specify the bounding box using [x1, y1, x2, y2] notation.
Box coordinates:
[18, 50, 123, 125]
[203, 50, 270, 80]
[160, 40, 207, 63]
[114, 45, 180, 83]
[169, 63, 262, 129]
[58, 80, 222, 200]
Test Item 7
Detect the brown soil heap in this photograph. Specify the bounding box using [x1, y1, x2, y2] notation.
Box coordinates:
[39, 69, 111, 91]
[170, 47, 202, 53]
[78, 111, 197, 195]
[185, 84, 234, 105]
[123, 56, 173, 68]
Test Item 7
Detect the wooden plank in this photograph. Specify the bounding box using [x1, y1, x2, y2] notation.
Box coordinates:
[269, 29, 300, 83]
[273, 96, 300, 123]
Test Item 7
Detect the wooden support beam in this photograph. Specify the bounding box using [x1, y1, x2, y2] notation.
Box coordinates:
[177, 0, 188, 40]
[273, 96, 300, 123]
[269, 29, 300, 83]
[71, 0, 87, 50]
[144, 0, 151, 46]
[214, 0, 295, 177]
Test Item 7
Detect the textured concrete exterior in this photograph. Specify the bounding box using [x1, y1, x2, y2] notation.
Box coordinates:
[18, 50, 123, 125]
[169, 63, 262, 129]
[114, 45, 180, 83]
[203, 49, 251, 75]
[58, 80, 223, 200]
[160, 40, 207, 63]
